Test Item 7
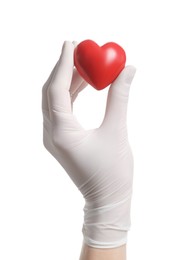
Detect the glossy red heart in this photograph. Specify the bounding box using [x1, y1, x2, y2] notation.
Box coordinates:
[74, 40, 126, 90]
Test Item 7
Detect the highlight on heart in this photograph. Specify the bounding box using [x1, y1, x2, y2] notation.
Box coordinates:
[74, 40, 126, 90]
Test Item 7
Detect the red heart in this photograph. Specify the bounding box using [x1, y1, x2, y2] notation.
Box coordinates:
[74, 40, 126, 90]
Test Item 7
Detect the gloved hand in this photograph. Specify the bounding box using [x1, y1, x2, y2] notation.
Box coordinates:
[42, 41, 136, 248]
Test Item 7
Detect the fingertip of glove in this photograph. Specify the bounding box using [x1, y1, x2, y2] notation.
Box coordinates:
[61, 41, 74, 51]
[72, 41, 78, 48]
[59, 41, 74, 62]
[122, 65, 136, 85]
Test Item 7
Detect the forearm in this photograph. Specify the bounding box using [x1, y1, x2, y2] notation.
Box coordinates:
[79, 242, 126, 260]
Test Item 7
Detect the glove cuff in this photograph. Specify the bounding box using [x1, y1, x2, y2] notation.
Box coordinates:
[82, 195, 131, 248]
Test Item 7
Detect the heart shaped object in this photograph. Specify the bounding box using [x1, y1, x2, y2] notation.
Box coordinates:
[74, 40, 126, 90]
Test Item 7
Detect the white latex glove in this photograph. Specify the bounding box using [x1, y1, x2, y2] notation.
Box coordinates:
[42, 41, 136, 248]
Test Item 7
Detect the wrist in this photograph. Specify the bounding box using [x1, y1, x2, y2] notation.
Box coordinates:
[79, 242, 126, 260]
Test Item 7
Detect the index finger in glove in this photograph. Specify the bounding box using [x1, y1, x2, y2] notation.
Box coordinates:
[47, 41, 74, 118]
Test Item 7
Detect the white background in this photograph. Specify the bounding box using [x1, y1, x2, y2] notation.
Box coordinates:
[0, 0, 170, 259]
